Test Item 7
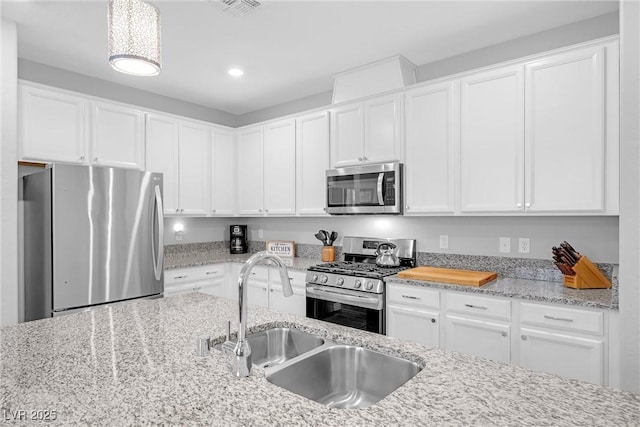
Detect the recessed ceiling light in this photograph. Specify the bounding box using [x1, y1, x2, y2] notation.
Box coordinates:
[228, 68, 244, 77]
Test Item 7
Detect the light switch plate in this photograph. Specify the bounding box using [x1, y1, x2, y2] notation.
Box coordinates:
[439, 235, 449, 249]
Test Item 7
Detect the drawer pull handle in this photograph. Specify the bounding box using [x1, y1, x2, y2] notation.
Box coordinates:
[402, 295, 421, 300]
[544, 315, 574, 322]
[501, 332, 507, 337]
[464, 304, 488, 310]
[174, 275, 187, 279]
[430, 318, 436, 323]
[205, 271, 219, 275]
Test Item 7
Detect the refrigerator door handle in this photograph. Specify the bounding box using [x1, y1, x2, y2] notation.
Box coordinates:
[152, 184, 164, 281]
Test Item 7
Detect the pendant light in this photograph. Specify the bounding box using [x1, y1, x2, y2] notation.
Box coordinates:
[108, 0, 161, 76]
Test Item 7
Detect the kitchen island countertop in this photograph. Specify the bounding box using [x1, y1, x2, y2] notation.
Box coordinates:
[1, 293, 637, 426]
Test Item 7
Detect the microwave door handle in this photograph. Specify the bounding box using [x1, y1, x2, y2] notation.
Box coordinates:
[377, 173, 384, 205]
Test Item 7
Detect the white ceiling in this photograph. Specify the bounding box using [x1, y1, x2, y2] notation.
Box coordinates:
[2, 0, 618, 115]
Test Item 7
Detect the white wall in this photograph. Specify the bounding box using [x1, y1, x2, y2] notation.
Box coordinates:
[618, 0, 640, 394]
[165, 216, 619, 263]
[1, 19, 19, 326]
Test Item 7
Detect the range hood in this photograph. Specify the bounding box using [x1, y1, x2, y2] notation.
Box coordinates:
[332, 55, 416, 104]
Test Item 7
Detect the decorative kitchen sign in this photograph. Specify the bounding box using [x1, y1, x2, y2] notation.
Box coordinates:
[266, 240, 295, 258]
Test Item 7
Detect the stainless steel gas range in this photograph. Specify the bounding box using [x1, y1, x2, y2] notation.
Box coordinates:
[305, 236, 416, 334]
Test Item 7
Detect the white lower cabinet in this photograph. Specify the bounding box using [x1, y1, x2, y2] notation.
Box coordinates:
[164, 265, 226, 298]
[386, 283, 440, 347]
[515, 301, 606, 385]
[386, 282, 611, 386]
[165, 264, 306, 317]
[444, 314, 511, 364]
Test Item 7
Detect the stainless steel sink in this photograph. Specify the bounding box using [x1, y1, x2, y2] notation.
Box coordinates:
[217, 327, 325, 368]
[266, 344, 422, 409]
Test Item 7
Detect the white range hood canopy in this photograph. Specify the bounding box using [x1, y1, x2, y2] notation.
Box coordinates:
[332, 55, 416, 104]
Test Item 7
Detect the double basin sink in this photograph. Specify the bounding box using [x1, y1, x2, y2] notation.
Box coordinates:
[216, 327, 422, 409]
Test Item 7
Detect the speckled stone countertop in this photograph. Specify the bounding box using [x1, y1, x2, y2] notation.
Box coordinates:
[1, 294, 637, 426]
[387, 276, 618, 310]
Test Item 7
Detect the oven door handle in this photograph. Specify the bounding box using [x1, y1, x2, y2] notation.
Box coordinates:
[307, 286, 383, 310]
[377, 173, 385, 206]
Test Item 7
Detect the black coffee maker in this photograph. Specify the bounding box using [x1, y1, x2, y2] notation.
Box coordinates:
[230, 225, 248, 254]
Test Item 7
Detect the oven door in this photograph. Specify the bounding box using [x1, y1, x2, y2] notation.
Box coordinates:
[326, 162, 402, 215]
[306, 285, 385, 334]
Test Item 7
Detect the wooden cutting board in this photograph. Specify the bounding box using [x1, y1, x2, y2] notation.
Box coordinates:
[397, 267, 497, 287]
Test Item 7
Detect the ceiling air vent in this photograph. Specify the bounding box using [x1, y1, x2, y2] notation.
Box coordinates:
[215, 0, 262, 16]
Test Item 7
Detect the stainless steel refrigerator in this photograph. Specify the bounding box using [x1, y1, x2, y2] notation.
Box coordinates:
[23, 163, 164, 321]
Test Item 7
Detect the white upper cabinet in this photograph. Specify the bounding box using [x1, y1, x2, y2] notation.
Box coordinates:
[237, 126, 264, 215]
[524, 44, 616, 214]
[145, 114, 179, 214]
[404, 81, 457, 214]
[264, 118, 296, 215]
[296, 111, 330, 216]
[146, 114, 210, 216]
[330, 93, 402, 167]
[210, 128, 236, 216]
[90, 101, 144, 169]
[178, 121, 210, 215]
[19, 84, 86, 164]
[460, 65, 525, 213]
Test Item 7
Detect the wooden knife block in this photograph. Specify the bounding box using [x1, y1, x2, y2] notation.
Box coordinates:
[562, 256, 611, 289]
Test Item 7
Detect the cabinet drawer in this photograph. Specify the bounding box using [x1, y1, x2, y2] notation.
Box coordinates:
[519, 302, 604, 336]
[165, 265, 224, 285]
[387, 282, 440, 309]
[445, 292, 511, 321]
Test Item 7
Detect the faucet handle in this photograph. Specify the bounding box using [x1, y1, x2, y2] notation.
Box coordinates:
[197, 335, 210, 357]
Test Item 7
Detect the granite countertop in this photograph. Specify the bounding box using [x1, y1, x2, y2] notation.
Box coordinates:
[387, 276, 617, 310]
[165, 250, 617, 310]
[1, 294, 637, 426]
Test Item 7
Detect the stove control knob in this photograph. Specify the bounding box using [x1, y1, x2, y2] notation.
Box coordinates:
[336, 277, 344, 286]
[320, 275, 328, 284]
[354, 280, 362, 289]
[311, 274, 318, 282]
[365, 281, 374, 291]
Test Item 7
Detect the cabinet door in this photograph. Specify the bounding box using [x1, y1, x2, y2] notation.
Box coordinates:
[247, 282, 269, 308]
[237, 126, 264, 215]
[330, 103, 364, 167]
[460, 66, 525, 213]
[194, 279, 226, 298]
[19, 85, 86, 163]
[444, 314, 510, 364]
[387, 303, 439, 348]
[364, 94, 402, 164]
[296, 111, 330, 216]
[518, 327, 604, 385]
[90, 101, 144, 169]
[178, 122, 210, 215]
[525, 46, 605, 213]
[263, 119, 296, 215]
[404, 82, 457, 214]
[211, 128, 236, 216]
[146, 114, 179, 215]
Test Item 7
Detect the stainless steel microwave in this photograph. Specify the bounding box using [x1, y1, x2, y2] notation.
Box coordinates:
[326, 162, 403, 215]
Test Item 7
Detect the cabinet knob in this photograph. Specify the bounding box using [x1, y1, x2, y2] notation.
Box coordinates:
[211, 209, 216, 214]
[175, 209, 179, 213]
[358, 157, 363, 161]
[516, 203, 523, 208]
[521, 335, 527, 340]
[362, 156, 368, 161]
[501, 332, 508, 337]
[258, 209, 262, 213]
[93, 157, 99, 162]
[180, 209, 184, 213]
[430, 318, 436, 323]
[525, 203, 531, 208]
[265, 209, 269, 213]
[406, 206, 410, 210]
[80, 155, 85, 161]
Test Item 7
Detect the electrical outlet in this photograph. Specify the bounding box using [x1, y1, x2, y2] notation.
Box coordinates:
[499, 237, 511, 253]
[258, 228, 264, 239]
[519, 238, 530, 254]
[439, 235, 449, 249]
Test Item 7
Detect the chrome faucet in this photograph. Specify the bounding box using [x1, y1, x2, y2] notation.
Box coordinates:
[230, 251, 293, 377]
